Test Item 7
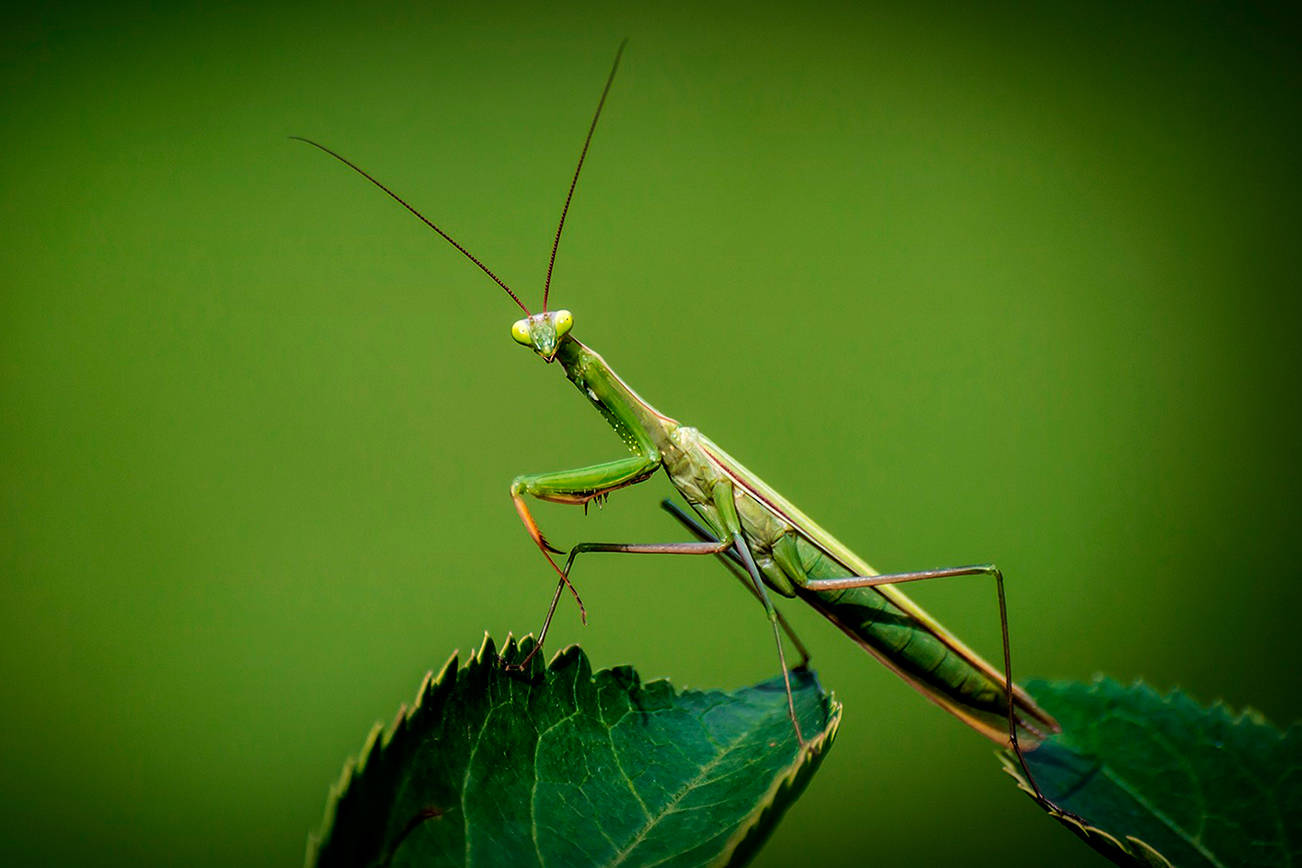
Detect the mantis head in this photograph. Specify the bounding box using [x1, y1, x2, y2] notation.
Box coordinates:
[511, 310, 573, 362]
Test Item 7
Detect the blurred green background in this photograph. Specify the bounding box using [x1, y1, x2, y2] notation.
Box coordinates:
[3, 1, 1298, 865]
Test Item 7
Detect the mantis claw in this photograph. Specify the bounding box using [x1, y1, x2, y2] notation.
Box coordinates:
[508, 639, 548, 673]
[513, 492, 587, 619]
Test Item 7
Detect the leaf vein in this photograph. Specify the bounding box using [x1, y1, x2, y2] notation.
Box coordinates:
[600, 695, 652, 821]
[608, 715, 761, 865]
[461, 704, 493, 865]
[1099, 763, 1226, 868]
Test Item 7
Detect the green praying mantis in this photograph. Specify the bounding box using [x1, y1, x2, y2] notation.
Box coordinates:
[295, 42, 1064, 813]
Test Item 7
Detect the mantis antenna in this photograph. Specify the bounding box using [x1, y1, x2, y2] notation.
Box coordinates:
[288, 135, 531, 315]
[542, 39, 627, 311]
[291, 40, 629, 316]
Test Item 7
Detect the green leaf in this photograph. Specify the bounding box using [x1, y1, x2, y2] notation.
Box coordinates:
[1001, 677, 1300, 867]
[307, 636, 841, 868]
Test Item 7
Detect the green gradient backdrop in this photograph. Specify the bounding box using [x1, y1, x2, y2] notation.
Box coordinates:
[3, 2, 1299, 866]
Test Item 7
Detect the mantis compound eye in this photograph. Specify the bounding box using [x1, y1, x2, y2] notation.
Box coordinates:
[510, 318, 532, 346]
[553, 309, 573, 338]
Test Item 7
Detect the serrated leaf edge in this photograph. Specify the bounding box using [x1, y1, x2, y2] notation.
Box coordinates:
[1036, 674, 1292, 736]
[997, 751, 1173, 868]
[304, 634, 842, 867]
[716, 692, 842, 867]
[304, 632, 521, 867]
[1001, 675, 1300, 868]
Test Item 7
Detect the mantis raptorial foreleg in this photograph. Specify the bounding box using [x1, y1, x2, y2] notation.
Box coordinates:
[509, 449, 662, 626]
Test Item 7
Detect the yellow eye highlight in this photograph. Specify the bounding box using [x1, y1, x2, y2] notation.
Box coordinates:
[553, 309, 573, 337]
[510, 319, 532, 346]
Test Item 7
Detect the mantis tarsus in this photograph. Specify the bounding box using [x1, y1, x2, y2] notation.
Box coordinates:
[295, 42, 1063, 813]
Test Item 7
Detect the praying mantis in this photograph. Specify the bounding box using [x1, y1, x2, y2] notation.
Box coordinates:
[295, 41, 1063, 811]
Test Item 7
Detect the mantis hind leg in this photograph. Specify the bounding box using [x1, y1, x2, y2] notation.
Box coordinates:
[789, 559, 1064, 815]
